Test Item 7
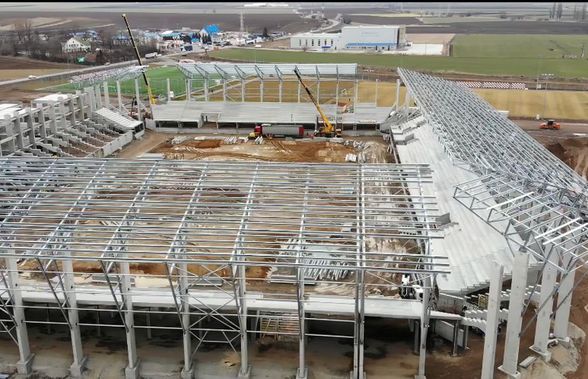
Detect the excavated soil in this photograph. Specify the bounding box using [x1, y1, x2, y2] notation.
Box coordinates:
[153, 138, 358, 163]
[544, 138, 588, 180]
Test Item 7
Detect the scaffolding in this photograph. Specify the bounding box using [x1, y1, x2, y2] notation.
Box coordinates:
[0, 157, 449, 379]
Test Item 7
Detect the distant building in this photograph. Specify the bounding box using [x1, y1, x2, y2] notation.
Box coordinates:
[112, 33, 132, 46]
[200, 24, 221, 43]
[61, 37, 91, 53]
[290, 25, 407, 52]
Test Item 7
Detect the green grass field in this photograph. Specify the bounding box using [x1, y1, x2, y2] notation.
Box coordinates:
[50, 66, 192, 97]
[452, 34, 588, 59]
[211, 35, 588, 78]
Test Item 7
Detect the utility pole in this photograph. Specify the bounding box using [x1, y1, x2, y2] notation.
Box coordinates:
[551, 2, 557, 19]
[557, 2, 563, 19]
[582, 3, 587, 21]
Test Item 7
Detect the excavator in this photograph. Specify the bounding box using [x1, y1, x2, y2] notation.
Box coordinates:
[293, 68, 342, 138]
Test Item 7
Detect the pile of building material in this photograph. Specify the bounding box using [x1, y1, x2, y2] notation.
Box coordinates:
[269, 238, 351, 283]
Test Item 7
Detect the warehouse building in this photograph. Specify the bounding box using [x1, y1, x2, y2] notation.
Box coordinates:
[290, 25, 407, 51]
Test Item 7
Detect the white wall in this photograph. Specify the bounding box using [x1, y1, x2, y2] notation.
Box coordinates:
[290, 26, 407, 51]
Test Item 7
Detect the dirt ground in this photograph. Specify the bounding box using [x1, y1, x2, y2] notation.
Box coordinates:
[153, 137, 357, 163]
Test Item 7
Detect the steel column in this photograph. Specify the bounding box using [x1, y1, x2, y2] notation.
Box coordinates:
[134, 78, 141, 122]
[396, 79, 401, 111]
[204, 78, 209, 101]
[103, 81, 110, 108]
[241, 79, 245, 102]
[554, 256, 575, 341]
[116, 81, 123, 111]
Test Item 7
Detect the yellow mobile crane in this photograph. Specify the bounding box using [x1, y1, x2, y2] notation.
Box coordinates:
[293, 68, 342, 138]
[122, 13, 156, 108]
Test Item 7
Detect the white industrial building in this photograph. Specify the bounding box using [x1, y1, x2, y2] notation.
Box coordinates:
[290, 25, 407, 51]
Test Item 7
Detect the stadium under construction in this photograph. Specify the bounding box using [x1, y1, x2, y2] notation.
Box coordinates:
[0, 63, 586, 379]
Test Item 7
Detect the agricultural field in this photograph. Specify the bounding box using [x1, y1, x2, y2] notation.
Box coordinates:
[452, 34, 588, 58]
[211, 35, 588, 79]
[0, 56, 80, 81]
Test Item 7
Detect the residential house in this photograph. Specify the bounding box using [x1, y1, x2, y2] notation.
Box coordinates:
[62, 37, 91, 53]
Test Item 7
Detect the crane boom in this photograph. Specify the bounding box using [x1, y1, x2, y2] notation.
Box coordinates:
[294, 68, 339, 137]
[122, 13, 155, 105]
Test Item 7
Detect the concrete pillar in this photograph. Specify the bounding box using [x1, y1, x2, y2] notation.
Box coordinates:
[103, 81, 110, 108]
[77, 91, 86, 120]
[530, 251, 558, 361]
[498, 251, 530, 378]
[49, 104, 57, 135]
[375, 78, 379, 106]
[554, 255, 575, 341]
[68, 95, 76, 126]
[279, 80, 283, 103]
[38, 107, 47, 141]
[135, 78, 142, 122]
[13, 112, 23, 149]
[297, 81, 301, 103]
[95, 85, 102, 108]
[62, 257, 87, 377]
[166, 78, 171, 102]
[117, 81, 123, 111]
[26, 109, 35, 146]
[260, 79, 264, 103]
[223, 79, 227, 102]
[187, 80, 192, 101]
[481, 264, 504, 379]
[122, 262, 140, 379]
[5, 256, 34, 375]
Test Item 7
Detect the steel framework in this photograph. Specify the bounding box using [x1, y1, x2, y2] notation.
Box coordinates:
[0, 157, 449, 378]
[397, 68, 588, 373]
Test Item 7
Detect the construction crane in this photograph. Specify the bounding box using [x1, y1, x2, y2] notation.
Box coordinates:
[122, 13, 156, 108]
[293, 68, 341, 138]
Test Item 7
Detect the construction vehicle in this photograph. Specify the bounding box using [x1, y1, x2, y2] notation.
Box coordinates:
[122, 14, 156, 109]
[540, 119, 561, 130]
[293, 68, 342, 138]
[248, 124, 305, 139]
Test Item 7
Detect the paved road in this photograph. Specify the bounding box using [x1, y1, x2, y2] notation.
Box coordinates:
[514, 119, 588, 138]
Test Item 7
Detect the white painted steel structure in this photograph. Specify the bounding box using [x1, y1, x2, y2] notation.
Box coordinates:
[0, 158, 450, 379]
[394, 68, 588, 376]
